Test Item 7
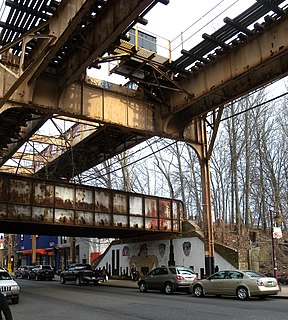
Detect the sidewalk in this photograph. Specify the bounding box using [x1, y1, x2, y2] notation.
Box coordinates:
[98, 279, 288, 299]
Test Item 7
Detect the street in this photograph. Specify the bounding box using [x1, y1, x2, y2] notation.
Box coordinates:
[10, 278, 288, 320]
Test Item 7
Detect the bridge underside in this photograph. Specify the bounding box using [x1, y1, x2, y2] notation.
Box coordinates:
[0, 220, 174, 239]
[1, 2, 288, 179]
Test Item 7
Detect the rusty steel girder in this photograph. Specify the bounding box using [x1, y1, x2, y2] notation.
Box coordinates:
[0, 172, 183, 237]
[0, 0, 156, 110]
[164, 14, 288, 137]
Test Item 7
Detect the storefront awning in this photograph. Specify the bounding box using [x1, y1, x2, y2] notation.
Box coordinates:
[22, 249, 46, 255]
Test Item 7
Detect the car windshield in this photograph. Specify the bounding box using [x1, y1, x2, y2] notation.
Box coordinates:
[0, 272, 12, 280]
[75, 266, 85, 270]
[243, 271, 265, 278]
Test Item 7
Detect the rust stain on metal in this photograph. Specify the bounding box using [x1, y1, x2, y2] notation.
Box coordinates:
[55, 197, 74, 209]
[33, 182, 54, 207]
[0, 179, 8, 202]
[9, 180, 31, 205]
[75, 189, 94, 211]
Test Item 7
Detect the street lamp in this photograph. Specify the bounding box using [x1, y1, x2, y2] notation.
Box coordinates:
[270, 210, 282, 281]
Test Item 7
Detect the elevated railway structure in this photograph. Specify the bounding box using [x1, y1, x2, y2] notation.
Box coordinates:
[1, 0, 288, 275]
[0, 172, 183, 238]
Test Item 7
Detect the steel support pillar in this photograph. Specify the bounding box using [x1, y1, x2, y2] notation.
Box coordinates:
[168, 238, 175, 267]
[199, 156, 214, 276]
[70, 237, 76, 264]
[184, 109, 223, 276]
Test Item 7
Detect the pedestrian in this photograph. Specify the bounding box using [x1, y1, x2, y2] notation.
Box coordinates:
[102, 267, 108, 282]
[131, 265, 137, 281]
[0, 292, 13, 320]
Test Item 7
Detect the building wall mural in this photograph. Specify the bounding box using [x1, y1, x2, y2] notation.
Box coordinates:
[98, 237, 235, 278]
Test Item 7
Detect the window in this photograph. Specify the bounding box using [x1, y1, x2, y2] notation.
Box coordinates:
[60, 236, 68, 244]
[0, 272, 12, 280]
[210, 271, 226, 280]
[158, 268, 168, 275]
[226, 271, 243, 279]
[151, 268, 168, 276]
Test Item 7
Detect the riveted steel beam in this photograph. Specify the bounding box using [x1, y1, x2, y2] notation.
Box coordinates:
[0, 172, 183, 237]
[0, 72, 160, 132]
[164, 15, 288, 137]
[57, 0, 155, 91]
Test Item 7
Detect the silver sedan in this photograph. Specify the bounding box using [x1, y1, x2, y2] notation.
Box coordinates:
[190, 270, 280, 300]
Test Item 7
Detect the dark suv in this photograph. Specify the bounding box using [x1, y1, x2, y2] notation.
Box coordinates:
[138, 266, 198, 294]
[28, 265, 54, 280]
[60, 264, 103, 285]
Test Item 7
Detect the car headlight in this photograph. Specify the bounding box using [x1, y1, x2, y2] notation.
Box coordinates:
[11, 285, 20, 293]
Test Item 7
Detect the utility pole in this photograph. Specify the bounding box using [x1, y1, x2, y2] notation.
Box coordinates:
[7, 234, 12, 273]
[31, 235, 37, 264]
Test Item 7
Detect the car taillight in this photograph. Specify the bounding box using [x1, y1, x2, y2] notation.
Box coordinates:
[195, 275, 198, 280]
[176, 275, 185, 280]
[257, 279, 264, 286]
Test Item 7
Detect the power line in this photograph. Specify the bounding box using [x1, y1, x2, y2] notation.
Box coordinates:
[79, 139, 178, 184]
[172, 0, 240, 52]
[221, 91, 288, 121]
[80, 85, 288, 184]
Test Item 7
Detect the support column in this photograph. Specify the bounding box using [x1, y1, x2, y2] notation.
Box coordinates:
[168, 239, 175, 266]
[184, 109, 223, 277]
[200, 157, 215, 276]
[70, 237, 76, 264]
[31, 234, 37, 264]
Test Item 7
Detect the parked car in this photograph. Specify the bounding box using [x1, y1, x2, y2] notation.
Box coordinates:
[137, 266, 198, 294]
[0, 268, 20, 304]
[14, 266, 34, 279]
[27, 265, 54, 281]
[60, 264, 104, 286]
[190, 269, 280, 300]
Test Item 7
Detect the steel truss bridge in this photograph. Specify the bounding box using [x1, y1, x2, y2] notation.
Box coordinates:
[1, 0, 288, 274]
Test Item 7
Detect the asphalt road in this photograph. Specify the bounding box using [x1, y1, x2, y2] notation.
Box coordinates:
[10, 279, 288, 320]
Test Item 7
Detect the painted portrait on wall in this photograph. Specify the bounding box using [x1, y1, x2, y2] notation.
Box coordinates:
[122, 245, 130, 256]
[129, 243, 158, 275]
[182, 241, 191, 257]
[158, 243, 166, 257]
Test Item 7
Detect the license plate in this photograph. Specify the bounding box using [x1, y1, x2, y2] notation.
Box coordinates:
[92, 277, 95, 279]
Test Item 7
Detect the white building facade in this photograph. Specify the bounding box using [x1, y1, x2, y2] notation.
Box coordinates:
[97, 236, 236, 279]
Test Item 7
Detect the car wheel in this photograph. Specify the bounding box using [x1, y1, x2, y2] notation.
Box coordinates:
[76, 277, 81, 286]
[138, 281, 148, 293]
[164, 282, 174, 295]
[60, 276, 66, 284]
[11, 297, 19, 304]
[237, 287, 249, 300]
[193, 284, 204, 297]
